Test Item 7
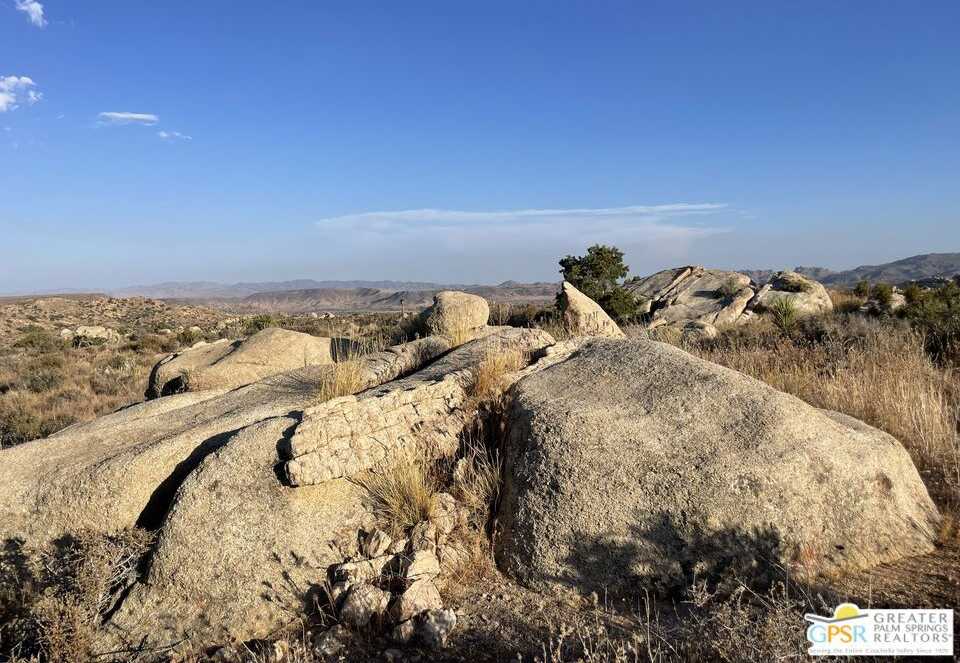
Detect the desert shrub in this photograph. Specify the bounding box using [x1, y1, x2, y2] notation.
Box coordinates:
[871, 283, 894, 310]
[315, 359, 364, 403]
[504, 303, 554, 328]
[776, 277, 812, 293]
[715, 277, 744, 299]
[853, 280, 871, 297]
[125, 332, 178, 355]
[902, 281, 960, 365]
[767, 298, 799, 334]
[176, 327, 204, 347]
[903, 283, 924, 305]
[13, 328, 62, 353]
[829, 289, 863, 313]
[0, 529, 153, 662]
[243, 314, 276, 335]
[598, 287, 642, 324]
[558, 244, 641, 322]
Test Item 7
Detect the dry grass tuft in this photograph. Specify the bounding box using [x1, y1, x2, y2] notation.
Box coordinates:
[353, 450, 439, 537]
[429, 308, 476, 347]
[468, 348, 527, 406]
[314, 359, 365, 403]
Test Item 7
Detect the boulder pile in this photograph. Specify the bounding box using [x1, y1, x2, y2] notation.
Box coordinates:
[0, 283, 942, 661]
[626, 265, 833, 334]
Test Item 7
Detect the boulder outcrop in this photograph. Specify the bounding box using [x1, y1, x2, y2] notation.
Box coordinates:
[627, 265, 834, 328]
[145, 327, 353, 398]
[496, 338, 939, 597]
[627, 266, 754, 328]
[281, 327, 556, 486]
[557, 281, 625, 338]
[749, 271, 833, 316]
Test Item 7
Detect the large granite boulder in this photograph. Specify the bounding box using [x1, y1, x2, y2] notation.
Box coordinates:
[627, 266, 754, 328]
[145, 327, 353, 398]
[557, 281, 625, 338]
[749, 271, 833, 316]
[419, 291, 490, 343]
[496, 338, 939, 597]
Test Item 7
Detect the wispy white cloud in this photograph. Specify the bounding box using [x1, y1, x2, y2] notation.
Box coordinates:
[0, 75, 41, 112]
[157, 130, 192, 141]
[98, 111, 159, 126]
[15, 0, 46, 27]
[316, 203, 729, 236]
[311, 203, 733, 282]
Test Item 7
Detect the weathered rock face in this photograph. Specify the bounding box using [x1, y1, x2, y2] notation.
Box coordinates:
[557, 281, 625, 338]
[627, 266, 754, 329]
[104, 416, 375, 652]
[0, 327, 555, 654]
[281, 327, 556, 486]
[749, 271, 833, 316]
[145, 327, 352, 398]
[496, 338, 939, 597]
[420, 291, 490, 342]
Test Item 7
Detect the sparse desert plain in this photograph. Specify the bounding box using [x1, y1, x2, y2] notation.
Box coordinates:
[1, 250, 958, 662]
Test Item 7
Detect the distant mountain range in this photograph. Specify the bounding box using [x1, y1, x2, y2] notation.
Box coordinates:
[109, 279, 456, 299]
[740, 252, 960, 288]
[232, 283, 559, 313]
[95, 252, 960, 312]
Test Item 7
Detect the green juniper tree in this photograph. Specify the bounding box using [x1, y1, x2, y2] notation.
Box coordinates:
[557, 244, 641, 322]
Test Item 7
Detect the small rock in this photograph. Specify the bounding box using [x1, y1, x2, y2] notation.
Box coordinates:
[404, 550, 440, 581]
[329, 580, 352, 607]
[363, 529, 393, 558]
[409, 521, 438, 553]
[418, 608, 457, 650]
[383, 648, 405, 661]
[313, 624, 352, 657]
[209, 646, 242, 663]
[340, 584, 391, 628]
[429, 493, 461, 535]
[332, 554, 394, 583]
[437, 543, 467, 570]
[388, 537, 409, 555]
[391, 578, 443, 622]
[392, 619, 416, 644]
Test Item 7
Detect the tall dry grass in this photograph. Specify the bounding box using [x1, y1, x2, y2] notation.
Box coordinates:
[352, 450, 439, 537]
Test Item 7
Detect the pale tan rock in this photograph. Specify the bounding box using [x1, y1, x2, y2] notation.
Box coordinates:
[391, 579, 443, 622]
[420, 290, 490, 344]
[497, 338, 940, 597]
[628, 266, 753, 329]
[419, 609, 457, 649]
[363, 529, 393, 558]
[340, 585, 391, 628]
[146, 327, 345, 398]
[404, 550, 441, 581]
[557, 281, 625, 338]
[749, 271, 833, 317]
[281, 328, 555, 486]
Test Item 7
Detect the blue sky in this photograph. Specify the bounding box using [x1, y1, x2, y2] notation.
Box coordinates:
[2, 1, 958, 292]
